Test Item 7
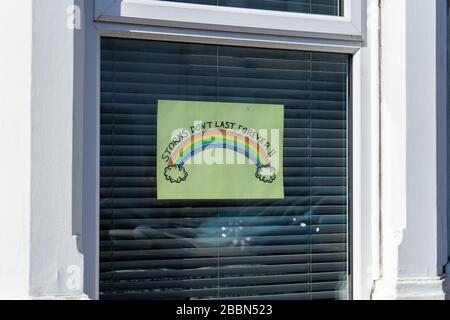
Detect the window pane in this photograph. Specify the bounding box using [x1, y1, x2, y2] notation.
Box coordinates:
[161, 0, 343, 16]
[99, 37, 350, 300]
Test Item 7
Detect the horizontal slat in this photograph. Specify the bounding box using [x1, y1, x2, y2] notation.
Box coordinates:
[101, 73, 346, 93]
[99, 263, 346, 282]
[99, 167, 346, 178]
[100, 290, 347, 301]
[98, 209, 346, 219]
[101, 273, 316, 291]
[226, 290, 348, 301]
[99, 215, 347, 227]
[98, 176, 347, 188]
[99, 187, 347, 200]
[101, 254, 309, 271]
[101, 59, 346, 79]
[100, 112, 346, 126]
[100, 231, 347, 243]
[100, 234, 346, 250]
[100, 274, 346, 293]
[94, 210, 343, 218]
[100, 124, 346, 137]
[99, 251, 347, 272]
[99, 243, 348, 261]
[100, 90, 345, 105]
[99, 281, 345, 300]
[100, 225, 346, 238]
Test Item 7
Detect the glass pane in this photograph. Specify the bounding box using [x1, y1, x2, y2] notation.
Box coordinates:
[161, 0, 343, 16]
[99, 37, 350, 300]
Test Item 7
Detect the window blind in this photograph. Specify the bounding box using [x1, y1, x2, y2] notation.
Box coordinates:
[161, 0, 343, 15]
[100, 37, 350, 300]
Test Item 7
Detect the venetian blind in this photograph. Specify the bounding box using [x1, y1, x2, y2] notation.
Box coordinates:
[100, 37, 350, 300]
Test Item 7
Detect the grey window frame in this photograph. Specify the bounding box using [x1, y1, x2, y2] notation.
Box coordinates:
[94, 0, 365, 42]
[79, 0, 379, 300]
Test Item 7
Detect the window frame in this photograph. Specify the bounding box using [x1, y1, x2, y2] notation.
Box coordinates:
[81, 0, 379, 301]
[94, 0, 365, 42]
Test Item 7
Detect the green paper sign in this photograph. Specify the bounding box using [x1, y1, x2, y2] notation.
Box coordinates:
[157, 100, 284, 200]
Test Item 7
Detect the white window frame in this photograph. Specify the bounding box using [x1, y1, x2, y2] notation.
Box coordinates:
[82, 0, 379, 301]
[94, 0, 365, 42]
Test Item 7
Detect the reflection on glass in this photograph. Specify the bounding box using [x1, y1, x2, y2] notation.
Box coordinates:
[99, 38, 349, 300]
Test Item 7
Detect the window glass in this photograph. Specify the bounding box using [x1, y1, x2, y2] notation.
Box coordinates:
[161, 0, 343, 16]
[100, 37, 350, 300]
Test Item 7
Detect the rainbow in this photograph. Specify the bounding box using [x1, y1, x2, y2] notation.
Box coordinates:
[169, 129, 271, 167]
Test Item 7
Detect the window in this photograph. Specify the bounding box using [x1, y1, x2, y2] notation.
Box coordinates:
[160, 0, 343, 16]
[94, 0, 364, 42]
[84, 0, 370, 301]
[99, 37, 350, 300]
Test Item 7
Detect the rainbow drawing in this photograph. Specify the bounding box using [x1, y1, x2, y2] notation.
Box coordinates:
[168, 129, 271, 167]
[164, 129, 277, 184]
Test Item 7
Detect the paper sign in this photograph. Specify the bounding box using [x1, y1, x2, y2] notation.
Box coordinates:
[157, 100, 284, 200]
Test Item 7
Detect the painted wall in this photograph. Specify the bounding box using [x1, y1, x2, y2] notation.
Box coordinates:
[401, 0, 444, 278]
[374, 0, 449, 300]
[29, 0, 84, 298]
[0, 0, 448, 300]
[0, 0, 33, 299]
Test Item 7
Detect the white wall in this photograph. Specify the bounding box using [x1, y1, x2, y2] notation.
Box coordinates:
[374, 0, 449, 299]
[346, 0, 381, 300]
[29, 0, 85, 298]
[0, 0, 33, 299]
[0, 0, 447, 300]
[0, 0, 86, 299]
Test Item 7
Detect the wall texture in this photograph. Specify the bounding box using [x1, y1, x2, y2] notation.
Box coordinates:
[374, 0, 449, 300]
[29, 0, 84, 298]
[0, 0, 33, 299]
